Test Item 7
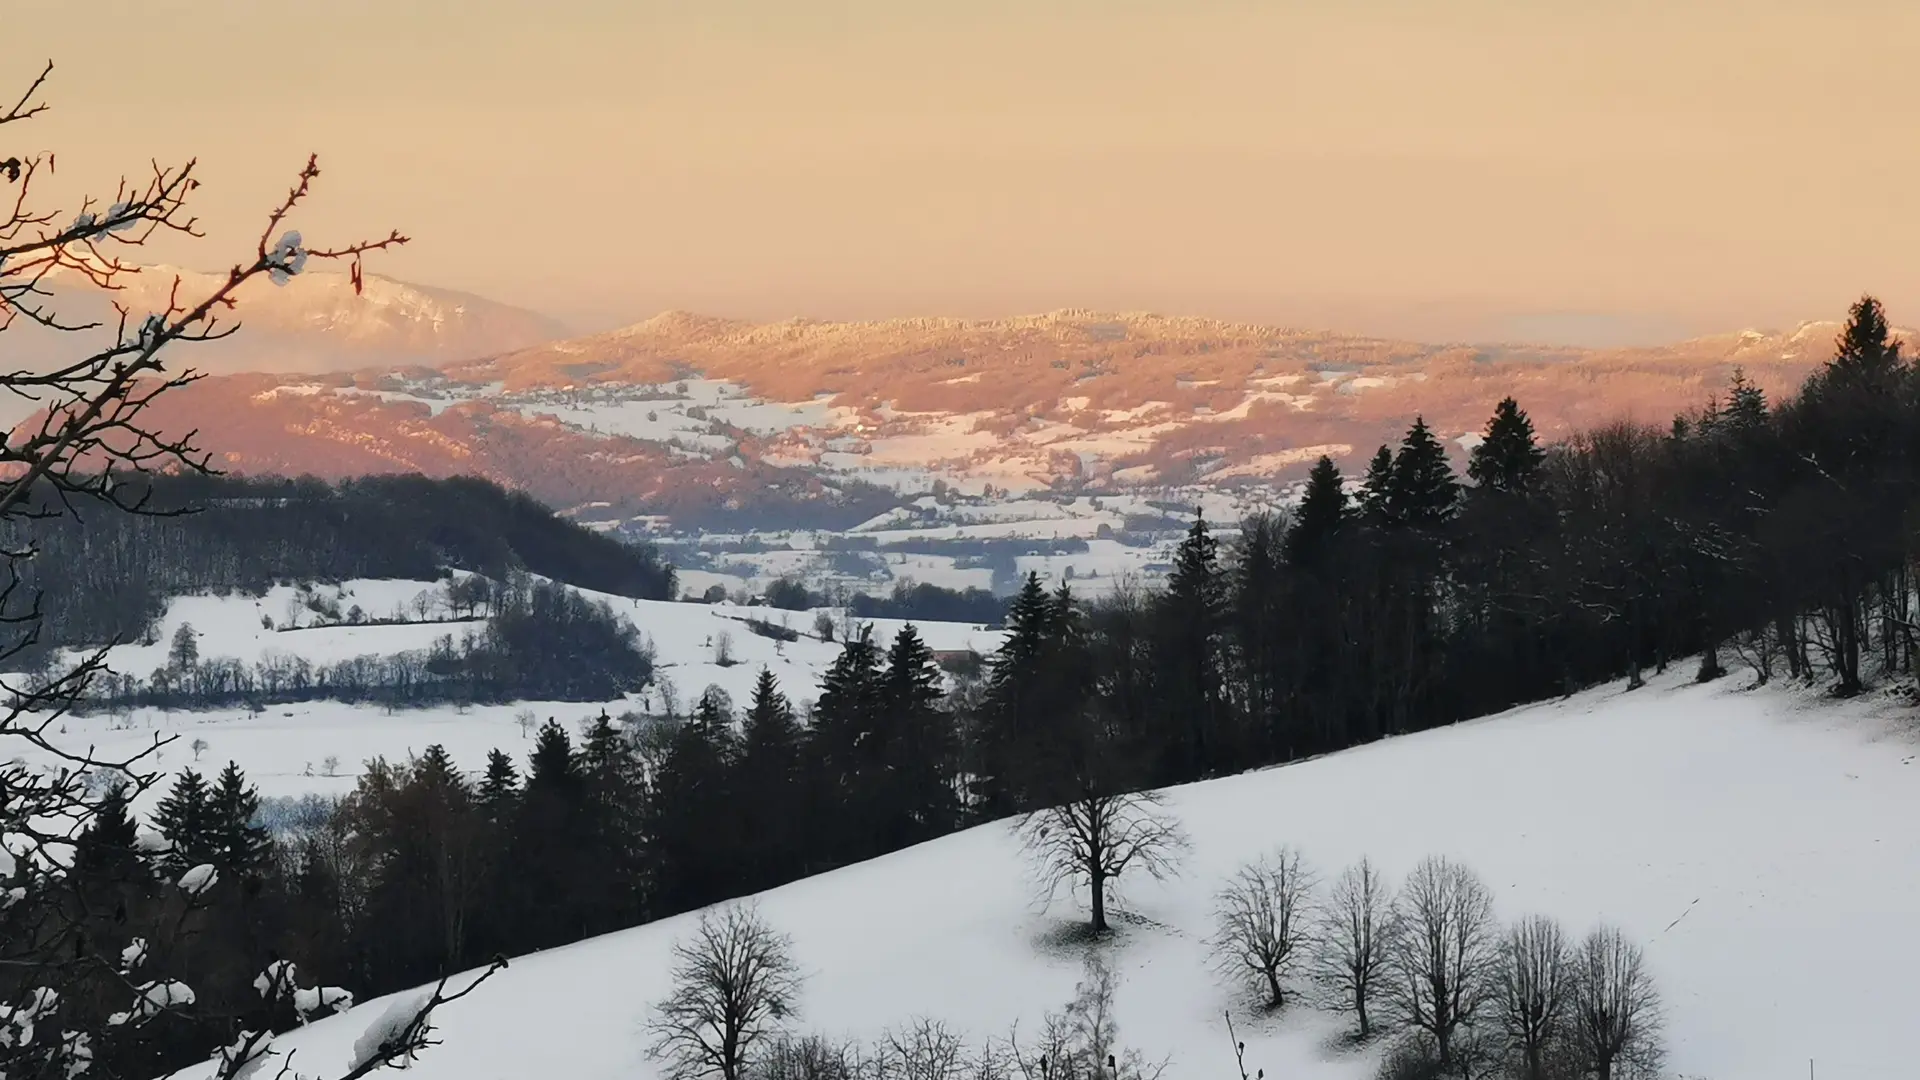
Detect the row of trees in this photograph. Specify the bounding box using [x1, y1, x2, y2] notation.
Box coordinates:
[4, 471, 677, 665]
[65, 577, 655, 709]
[1208, 853, 1661, 1079]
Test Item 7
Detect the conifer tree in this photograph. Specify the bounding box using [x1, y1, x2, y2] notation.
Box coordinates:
[478, 748, 521, 824]
[1468, 398, 1546, 495]
[208, 762, 271, 878]
[1286, 456, 1349, 566]
[1152, 512, 1231, 782]
[877, 624, 960, 850]
[1387, 416, 1461, 528]
[152, 769, 215, 874]
[1360, 445, 1397, 526]
[649, 689, 743, 912]
[972, 573, 1058, 817]
[510, 721, 590, 948]
[738, 668, 804, 889]
[72, 781, 147, 887]
[807, 628, 884, 864]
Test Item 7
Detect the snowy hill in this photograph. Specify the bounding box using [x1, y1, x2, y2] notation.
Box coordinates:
[160, 667, 1920, 1080]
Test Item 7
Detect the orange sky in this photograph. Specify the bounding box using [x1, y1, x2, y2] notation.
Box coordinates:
[12, 0, 1920, 344]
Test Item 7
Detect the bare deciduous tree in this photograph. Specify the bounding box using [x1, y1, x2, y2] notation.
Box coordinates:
[0, 58, 501, 1080]
[1209, 847, 1317, 1011]
[1000, 954, 1166, 1080]
[1495, 915, 1571, 1080]
[650, 902, 803, 1080]
[1566, 926, 1663, 1080]
[1382, 857, 1497, 1071]
[880, 1017, 969, 1080]
[1016, 789, 1188, 935]
[1311, 856, 1395, 1040]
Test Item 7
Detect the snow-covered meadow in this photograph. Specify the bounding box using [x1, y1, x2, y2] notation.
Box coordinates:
[158, 664, 1920, 1080]
[30, 579, 1004, 816]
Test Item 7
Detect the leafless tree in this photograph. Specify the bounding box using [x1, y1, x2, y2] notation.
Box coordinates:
[0, 58, 500, 1080]
[1310, 856, 1396, 1040]
[1381, 857, 1497, 1071]
[999, 954, 1166, 1080]
[1565, 926, 1662, 1080]
[1495, 915, 1571, 1080]
[754, 1034, 862, 1080]
[1016, 789, 1188, 935]
[650, 902, 803, 1080]
[879, 1017, 969, 1080]
[1208, 847, 1317, 1011]
[715, 629, 737, 667]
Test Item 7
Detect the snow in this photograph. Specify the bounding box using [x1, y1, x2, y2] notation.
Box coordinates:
[176, 864, 219, 896]
[163, 666, 1920, 1080]
[25, 580, 1000, 818]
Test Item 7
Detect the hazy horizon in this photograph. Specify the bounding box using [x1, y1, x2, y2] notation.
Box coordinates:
[15, 1, 1920, 347]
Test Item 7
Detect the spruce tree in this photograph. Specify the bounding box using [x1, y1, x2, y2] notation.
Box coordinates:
[478, 748, 520, 824]
[807, 628, 884, 864]
[1723, 370, 1768, 433]
[1285, 455, 1348, 566]
[152, 769, 214, 873]
[510, 721, 589, 948]
[1387, 416, 1460, 528]
[1831, 293, 1902, 383]
[877, 624, 959, 849]
[1153, 512, 1231, 782]
[207, 762, 271, 878]
[972, 573, 1057, 817]
[649, 690, 742, 912]
[1360, 445, 1397, 525]
[72, 781, 146, 886]
[738, 668, 803, 889]
[1467, 398, 1546, 495]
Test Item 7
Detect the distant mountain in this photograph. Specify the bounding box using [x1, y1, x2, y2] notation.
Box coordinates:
[28, 263, 568, 375]
[83, 305, 1914, 529]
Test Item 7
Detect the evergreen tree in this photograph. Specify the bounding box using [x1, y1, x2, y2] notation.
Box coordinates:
[1285, 456, 1348, 566]
[1830, 293, 1902, 384]
[806, 628, 884, 865]
[152, 769, 215, 873]
[1387, 416, 1461, 528]
[1152, 512, 1231, 782]
[1724, 370, 1768, 433]
[578, 711, 648, 932]
[1467, 398, 1546, 495]
[509, 720, 590, 949]
[738, 668, 804, 890]
[971, 574, 1058, 816]
[72, 781, 147, 887]
[207, 762, 271, 878]
[478, 748, 521, 824]
[648, 690, 742, 912]
[876, 624, 960, 850]
[1360, 445, 1397, 525]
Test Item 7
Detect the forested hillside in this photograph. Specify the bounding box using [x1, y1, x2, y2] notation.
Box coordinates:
[25, 297, 1920, 1080]
[3, 473, 675, 661]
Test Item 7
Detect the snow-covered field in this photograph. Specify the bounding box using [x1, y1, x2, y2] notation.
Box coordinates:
[33, 580, 1003, 816]
[162, 665, 1920, 1080]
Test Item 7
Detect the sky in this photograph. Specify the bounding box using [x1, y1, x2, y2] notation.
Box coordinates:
[12, 0, 1920, 345]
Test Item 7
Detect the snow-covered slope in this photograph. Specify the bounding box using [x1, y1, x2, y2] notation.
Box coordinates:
[166, 667, 1920, 1080]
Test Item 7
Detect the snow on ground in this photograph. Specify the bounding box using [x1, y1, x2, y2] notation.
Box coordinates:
[31, 581, 1003, 818]
[166, 666, 1920, 1080]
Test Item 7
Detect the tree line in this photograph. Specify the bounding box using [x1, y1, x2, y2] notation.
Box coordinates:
[1, 472, 676, 664]
[65, 575, 655, 710]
